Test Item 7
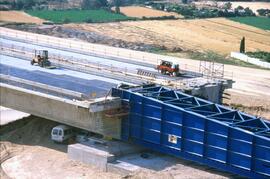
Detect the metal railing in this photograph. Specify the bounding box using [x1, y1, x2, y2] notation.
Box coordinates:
[0, 27, 233, 80]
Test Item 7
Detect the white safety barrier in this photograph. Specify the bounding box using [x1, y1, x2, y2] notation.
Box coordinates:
[231, 52, 270, 69]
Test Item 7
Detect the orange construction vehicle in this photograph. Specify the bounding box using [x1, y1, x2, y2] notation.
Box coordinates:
[157, 60, 180, 77]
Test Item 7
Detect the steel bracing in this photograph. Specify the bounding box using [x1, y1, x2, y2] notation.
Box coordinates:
[112, 84, 270, 178]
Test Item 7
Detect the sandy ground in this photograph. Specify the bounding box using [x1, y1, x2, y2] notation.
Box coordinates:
[2, 145, 121, 179]
[112, 6, 183, 18]
[0, 117, 232, 179]
[0, 117, 121, 179]
[65, 18, 270, 55]
[0, 11, 44, 24]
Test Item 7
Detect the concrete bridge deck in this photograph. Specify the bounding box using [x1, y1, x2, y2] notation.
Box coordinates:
[0, 54, 125, 139]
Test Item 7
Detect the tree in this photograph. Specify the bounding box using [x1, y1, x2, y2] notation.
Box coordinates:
[114, 0, 121, 14]
[244, 7, 255, 16]
[115, 6, 120, 14]
[240, 37, 245, 53]
[15, 0, 24, 10]
[224, 2, 232, 10]
[24, 0, 35, 10]
[182, 0, 188, 4]
[97, 0, 108, 7]
[82, 0, 91, 10]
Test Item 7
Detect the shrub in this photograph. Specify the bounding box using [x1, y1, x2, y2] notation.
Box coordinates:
[142, 15, 176, 20]
[63, 18, 71, 23]
[257, 9, 270, 16]
[246, 51, 270, 62]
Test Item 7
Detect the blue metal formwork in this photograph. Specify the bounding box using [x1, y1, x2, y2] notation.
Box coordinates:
[112, 85, 270, 178]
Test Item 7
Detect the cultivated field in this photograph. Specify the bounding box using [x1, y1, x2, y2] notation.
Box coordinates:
[65, 18, 270, 55]
[26, 9, 132, 23]
[0, 11, 44, 24]
[229, 17, 270, 30]
[112, 6, 183, 18]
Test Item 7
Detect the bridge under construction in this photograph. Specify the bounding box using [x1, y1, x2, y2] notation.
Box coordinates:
[0, 27, 269, 178]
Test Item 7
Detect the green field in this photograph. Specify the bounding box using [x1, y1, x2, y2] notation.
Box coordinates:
[26, 10, 133, 23]
[228, 17, 270, 30]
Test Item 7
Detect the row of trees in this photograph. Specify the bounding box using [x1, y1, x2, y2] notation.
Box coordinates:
[81, 0, 108, 10]
[0, 0, 37, 10]
[151, 3, 256, 19]
[1, 0, 123, 11]
[257, 9, 270, 17]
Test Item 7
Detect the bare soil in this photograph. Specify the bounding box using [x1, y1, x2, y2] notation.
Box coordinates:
[65, 18, 270, 55]
[0, 11, 44, 24]
[112, 6, 183, 18]
[0, 116, 231, 178]
[0, 117, 121, 179]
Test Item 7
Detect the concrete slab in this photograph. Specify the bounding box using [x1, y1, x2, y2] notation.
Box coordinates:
[107, 152, 176, 175]
[68, 143, 115, 171]
[68, 139, 143, 171]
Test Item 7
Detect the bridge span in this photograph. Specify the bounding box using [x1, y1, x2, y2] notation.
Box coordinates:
[2, 27, 268, 178]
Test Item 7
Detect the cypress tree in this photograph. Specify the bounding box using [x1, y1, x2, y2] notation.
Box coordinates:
[240, 37, 245, 53]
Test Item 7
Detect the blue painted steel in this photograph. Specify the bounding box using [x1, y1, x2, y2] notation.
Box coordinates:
[112, 85, 270, 178]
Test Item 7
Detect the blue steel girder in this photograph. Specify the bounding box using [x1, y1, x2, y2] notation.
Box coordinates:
[112, 85, 270, 178]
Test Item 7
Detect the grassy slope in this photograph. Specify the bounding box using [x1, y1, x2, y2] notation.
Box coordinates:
[228, 16, 270, 30]
[26, 10, 132, 23]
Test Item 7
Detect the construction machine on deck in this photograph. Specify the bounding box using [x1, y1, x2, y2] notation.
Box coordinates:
[31, 50, 53, 68]
[157, 60, 180, 77]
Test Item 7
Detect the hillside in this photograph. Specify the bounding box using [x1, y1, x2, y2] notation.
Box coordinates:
[65, 18, 270, 55]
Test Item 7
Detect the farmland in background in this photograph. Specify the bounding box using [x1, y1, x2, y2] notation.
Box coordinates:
[228, 17, 270, 30]
[112, 6, 183, 18]
[65, 18, 270, 55]
[26, 9, 133, 23]
[0, 11, 44, 24]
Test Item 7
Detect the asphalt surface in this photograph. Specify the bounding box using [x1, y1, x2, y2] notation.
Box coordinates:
[0, 55, 121, 98]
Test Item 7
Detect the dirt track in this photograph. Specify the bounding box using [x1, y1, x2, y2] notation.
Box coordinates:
[65, 18, 270, 55]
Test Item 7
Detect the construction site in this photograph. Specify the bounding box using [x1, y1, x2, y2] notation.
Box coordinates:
[0, 6, 270, 178]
